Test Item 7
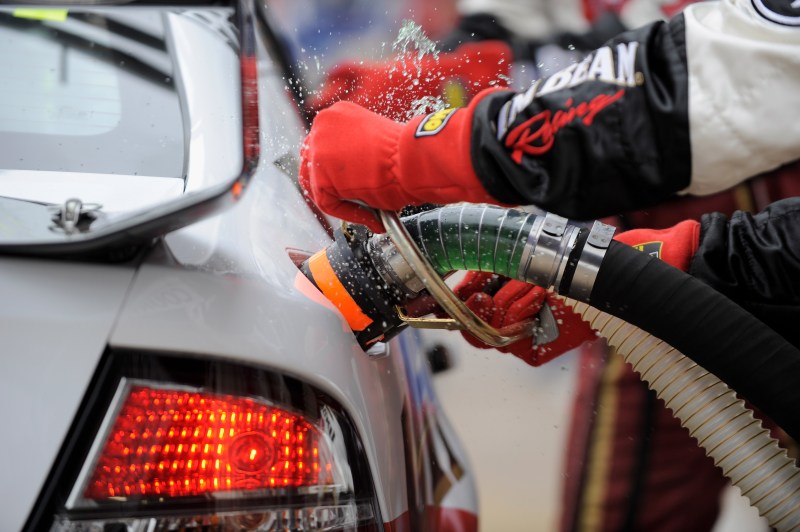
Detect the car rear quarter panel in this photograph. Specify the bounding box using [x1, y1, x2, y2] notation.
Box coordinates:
[0, 259, 136, 532]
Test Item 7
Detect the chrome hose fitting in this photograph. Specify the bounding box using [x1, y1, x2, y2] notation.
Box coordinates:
[570, 221, 617, 301]
[517, 213, 615, 302]
[517, 213, 579, 289]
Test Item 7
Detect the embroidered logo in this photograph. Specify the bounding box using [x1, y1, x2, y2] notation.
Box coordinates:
[442, 79, 468, 108]
[504, 90, 624, 163]
[416, 107, 458, 137]
[632, 241, 663, 259]
[497, 41, 640, 139]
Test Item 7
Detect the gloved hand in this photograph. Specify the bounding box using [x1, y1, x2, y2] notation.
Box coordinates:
[447, 219, 701, 366]
[307, 41, 511, 122]
[299, 90, 508, 233]
[613, 219, 701, 272]
[452, 272, 598, 367]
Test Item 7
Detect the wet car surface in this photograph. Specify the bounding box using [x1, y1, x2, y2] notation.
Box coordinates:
[0, 3, 477, 530]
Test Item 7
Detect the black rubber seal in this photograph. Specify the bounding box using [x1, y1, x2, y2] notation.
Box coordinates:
[590, 241, 800, 441]
[559, 227, 589, 296]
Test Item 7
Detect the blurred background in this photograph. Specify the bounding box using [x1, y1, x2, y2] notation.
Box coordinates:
[266, 0, 771, 529]
[269, 0, 458, 88]
[425, 330, 767, 531]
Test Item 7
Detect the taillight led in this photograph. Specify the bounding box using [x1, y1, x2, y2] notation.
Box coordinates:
[82, 384, 336, 501]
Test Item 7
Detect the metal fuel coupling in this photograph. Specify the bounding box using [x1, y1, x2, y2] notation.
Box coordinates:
[517, 213, 580, 290]
[569, 221, 616, 301]
[517, 213, 615, 301]
[367, 233, 425, 298]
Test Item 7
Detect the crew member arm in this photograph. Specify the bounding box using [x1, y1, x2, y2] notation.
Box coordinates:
[470, 0, 800, 220]
[690, 196, 800, 346]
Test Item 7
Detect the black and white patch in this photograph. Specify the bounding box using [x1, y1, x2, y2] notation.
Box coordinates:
[752, 0, 800, 26]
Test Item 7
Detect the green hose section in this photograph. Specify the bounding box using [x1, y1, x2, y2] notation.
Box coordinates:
[401, 204, 536, 278]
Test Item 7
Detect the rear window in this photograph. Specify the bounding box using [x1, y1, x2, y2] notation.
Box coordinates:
[0, 9, 184, 178]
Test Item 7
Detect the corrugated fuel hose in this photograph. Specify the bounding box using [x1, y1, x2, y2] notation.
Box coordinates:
[401, 205, 800, 531]
[569, 300, 800, 530]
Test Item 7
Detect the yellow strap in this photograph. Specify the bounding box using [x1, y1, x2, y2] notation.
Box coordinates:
[13, 9, 68, 22]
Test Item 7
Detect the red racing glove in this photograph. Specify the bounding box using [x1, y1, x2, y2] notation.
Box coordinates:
[299, 90, 509, 233]
[453, 272, 598, 367]
[613, 219, 701, 272]
[307, 41, 511, 122]
[449, 219, 701, 366]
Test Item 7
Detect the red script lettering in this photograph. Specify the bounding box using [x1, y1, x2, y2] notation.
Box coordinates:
[504, 89, 625, 164]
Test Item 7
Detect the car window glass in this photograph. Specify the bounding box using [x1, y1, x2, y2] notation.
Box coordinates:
[0, 9, 184, 178]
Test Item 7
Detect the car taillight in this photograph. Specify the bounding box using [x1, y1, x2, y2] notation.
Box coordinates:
[80, 385, 335, 501]
[37, 351, 381, 532]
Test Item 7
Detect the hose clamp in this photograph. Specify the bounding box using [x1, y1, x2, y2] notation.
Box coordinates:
[569, 220, 616, 301]
[518, 212, 580, 289]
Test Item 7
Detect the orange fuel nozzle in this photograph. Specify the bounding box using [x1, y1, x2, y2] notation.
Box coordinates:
[300, 225, 413, 349]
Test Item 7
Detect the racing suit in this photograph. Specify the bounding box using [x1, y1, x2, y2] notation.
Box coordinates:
[452, 2, 800, 529]
[447, 1, 800, 529]
[468, 0, 800, 219]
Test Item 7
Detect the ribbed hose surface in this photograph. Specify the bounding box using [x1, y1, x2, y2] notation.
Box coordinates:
[403, 204, 535, 277]
[400, 205, 800, 529]
[568, 299, 800, 531]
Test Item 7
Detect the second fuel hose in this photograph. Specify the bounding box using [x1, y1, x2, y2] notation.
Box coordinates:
[397, 204, 800, 529]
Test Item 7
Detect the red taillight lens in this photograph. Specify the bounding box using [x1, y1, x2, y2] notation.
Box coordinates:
[82, 385, 336, 501]
[44, 356, 381, 532]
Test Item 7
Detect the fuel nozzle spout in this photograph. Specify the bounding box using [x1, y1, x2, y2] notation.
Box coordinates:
[300, 224, 425, 349]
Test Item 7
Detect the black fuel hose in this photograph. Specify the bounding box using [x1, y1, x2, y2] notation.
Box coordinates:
[589, 240, 800, 441]
[396, 205, 800, 440]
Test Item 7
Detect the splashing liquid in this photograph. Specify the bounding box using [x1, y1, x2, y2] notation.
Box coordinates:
[387, 20, 448, 120]
[391, 20, 439, 75]
[304, 19, 452, 120]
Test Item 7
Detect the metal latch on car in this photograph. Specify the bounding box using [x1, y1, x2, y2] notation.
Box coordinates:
[50, 198, 102, 235]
